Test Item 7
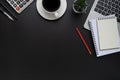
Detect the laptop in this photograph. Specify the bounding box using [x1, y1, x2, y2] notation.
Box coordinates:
[84, 0, 120, 30]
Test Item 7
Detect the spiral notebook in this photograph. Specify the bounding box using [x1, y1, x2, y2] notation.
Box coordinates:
[89, 16, 120, 57]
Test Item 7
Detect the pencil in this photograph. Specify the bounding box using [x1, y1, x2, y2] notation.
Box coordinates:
[75, 27, 91, 55]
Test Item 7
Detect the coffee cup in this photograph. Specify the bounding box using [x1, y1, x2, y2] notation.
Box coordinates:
[42, 0, 61, 18]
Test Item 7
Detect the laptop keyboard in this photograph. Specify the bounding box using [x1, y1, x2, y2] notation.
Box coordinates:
[94, 0, 120, 22]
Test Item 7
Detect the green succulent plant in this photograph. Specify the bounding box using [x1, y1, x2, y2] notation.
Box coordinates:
[74, 0, 87, 12]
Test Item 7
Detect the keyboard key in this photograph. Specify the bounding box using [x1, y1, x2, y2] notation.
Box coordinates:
[14, 0, 17, 2]
[115, 9, 118, 13]
[10, 1, 14, 4]
[112, 0, 115, 2]
[115, 5, 119, 9]
[96, 5, 103, 10]
[118, 15, 120, 19]
[22, 1, 27, 5]
[20, 0, 23, 2]
[116, 13, 119, 17]
[111, 7, 115, 11]
[98, 1, 103, 6]
[108, 5, 111, 9]
[109, 0, 112, 1]
[111, 11, 115, 14]
[101, 0, 105, 2]
[13, 3, 17, 8]
[101, 11, 105, 15]
[19, 4, 23, 8]
[98, 9, 102, 13]
[104, 8, 108, 12]
[104, 3, 108, 7]
[112, 3, 115, 7]
[108, 10, 111, 14]
[8, 0, 12, 1]
[16, 1, 21, 5]
[16, 6, 20, 11]
[119, 10, 120, 14]
[108, 1, 112, 5]
[115, 1, 118, 4]
[94, 8, 98, 12]
[105, 0, 108, 3]
[25, 0, 30, 2]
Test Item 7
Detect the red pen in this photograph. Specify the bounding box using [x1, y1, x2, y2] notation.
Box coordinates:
[75, 27, 91, 55]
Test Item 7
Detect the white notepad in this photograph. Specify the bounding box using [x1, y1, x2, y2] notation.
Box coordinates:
[97, 17, 120, 50]
[89, 16, 120, 57]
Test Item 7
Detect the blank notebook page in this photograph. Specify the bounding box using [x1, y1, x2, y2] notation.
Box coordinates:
[97, 17, 120, 50]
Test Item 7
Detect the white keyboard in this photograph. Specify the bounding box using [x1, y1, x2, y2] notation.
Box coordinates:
[6, 0, 33, 13]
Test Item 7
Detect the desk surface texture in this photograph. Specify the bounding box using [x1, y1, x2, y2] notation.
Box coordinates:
[0, 0, 120, 80]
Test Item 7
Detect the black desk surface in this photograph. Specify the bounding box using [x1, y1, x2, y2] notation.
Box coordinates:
[0, 0, 120, 80]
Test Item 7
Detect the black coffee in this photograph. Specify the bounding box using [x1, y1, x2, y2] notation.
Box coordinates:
[42, 0, 60, 12]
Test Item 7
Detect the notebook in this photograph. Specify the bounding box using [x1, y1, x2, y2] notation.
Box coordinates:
[97, 17, 120, 50]
[89, 16, 120, 57]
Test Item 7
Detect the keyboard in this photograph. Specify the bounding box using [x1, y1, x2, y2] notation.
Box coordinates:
[94, 0, 120, 22]
[6, 0, 33, 13]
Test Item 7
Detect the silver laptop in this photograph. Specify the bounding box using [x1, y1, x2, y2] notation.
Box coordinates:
[84, 0, 120, 30]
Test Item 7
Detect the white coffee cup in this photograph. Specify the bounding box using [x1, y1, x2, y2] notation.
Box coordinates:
[41, 0, 62, 18]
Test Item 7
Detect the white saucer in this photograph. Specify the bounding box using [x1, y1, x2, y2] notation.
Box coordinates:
[36, 0, 67, 20]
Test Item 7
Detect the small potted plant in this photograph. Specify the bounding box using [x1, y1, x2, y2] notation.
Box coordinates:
[73, 0, 87, 13]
